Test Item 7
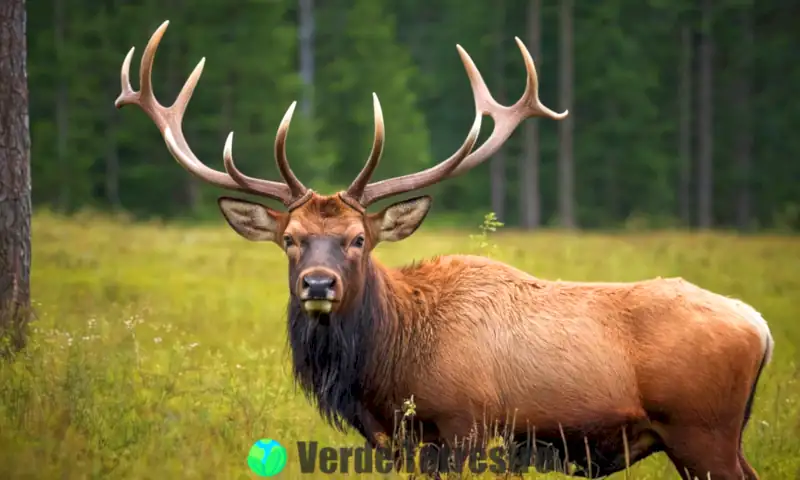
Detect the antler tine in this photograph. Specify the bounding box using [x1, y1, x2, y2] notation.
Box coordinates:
[356, 111, 483, 207]
[351, 38, 567, 208]
[222, 101, 310, 206]
[273, 102, 310, 200]
[115, 21, 301, 207]
[445, 37, 567, 178]
[343, 93, 386, 203]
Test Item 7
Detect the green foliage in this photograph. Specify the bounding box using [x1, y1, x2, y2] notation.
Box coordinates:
[469, 211, 505, 257]
[1, 213, 798, 478]
[22, 0, 800, 229]
[315, 0, 432, 188]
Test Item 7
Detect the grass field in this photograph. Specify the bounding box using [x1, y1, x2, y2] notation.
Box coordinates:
[1, 210, 798, 479]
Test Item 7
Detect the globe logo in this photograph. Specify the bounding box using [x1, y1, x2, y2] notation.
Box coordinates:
[247, 438, 287, 477]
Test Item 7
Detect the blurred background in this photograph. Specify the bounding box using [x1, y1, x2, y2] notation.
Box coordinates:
[26, 0, 800, 230]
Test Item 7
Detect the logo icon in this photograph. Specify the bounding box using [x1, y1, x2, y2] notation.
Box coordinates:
[247, 438, 287, 477]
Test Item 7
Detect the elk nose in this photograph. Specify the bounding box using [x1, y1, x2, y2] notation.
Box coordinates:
[302, 274, 336, 299]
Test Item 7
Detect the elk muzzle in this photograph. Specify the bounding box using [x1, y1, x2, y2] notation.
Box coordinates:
[298, 268, 342, 314]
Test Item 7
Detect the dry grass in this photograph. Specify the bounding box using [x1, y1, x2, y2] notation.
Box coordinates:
[1, 210, 798, 479]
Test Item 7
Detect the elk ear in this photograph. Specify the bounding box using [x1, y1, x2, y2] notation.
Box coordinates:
[217, 197, 283, 243]
[370, 195, 432, 243]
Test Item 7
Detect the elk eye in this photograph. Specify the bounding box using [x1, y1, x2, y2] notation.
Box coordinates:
[351, 235, 365, 249]
[283, 235, 295, 248]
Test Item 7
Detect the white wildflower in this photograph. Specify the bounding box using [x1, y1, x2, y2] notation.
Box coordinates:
[154, 337, 162, 344]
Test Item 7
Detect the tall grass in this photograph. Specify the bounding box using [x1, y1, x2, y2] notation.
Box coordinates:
[1, 210, 798, 479]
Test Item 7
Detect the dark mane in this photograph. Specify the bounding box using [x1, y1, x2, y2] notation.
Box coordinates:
[286, 259, 405, 436]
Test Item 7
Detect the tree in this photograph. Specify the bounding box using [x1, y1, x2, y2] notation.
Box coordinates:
[558, 0, 575, 228]
[53, 0, 69, 211]
[315, 0, 430, 189]
[298, 0, 315, 120]
[489, 0, 507, 221]
[734, 2, 753, 230]
[520, 0, 542, 229]
[697, 0, 714, 229]
[678, 24, 693, 226]
[0, 0, 32, 352]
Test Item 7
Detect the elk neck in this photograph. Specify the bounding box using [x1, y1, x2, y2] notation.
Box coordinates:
[286, 255, 435, 435]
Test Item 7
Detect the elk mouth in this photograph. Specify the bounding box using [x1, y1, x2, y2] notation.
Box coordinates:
[300, 296, 341, 322]
[302, 300, 339, 325]
[302, 299, 336, 314]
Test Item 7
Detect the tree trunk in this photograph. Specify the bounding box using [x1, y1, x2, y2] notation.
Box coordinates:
[678, 26, 693, 227]
[0, 0, 32, 353]
[605, 104, 619, 221]
[104, 113, 121, 209]
[490, 0, 507, 221]
[104, 3, 120, 210]
[298, 0, 315, 119]
[54, 0, 69, 211]
[734, 5, 753, 231]
[520, 0, 542, 229]
[558, 0, 575, 229]
[697, 0, 714, 229]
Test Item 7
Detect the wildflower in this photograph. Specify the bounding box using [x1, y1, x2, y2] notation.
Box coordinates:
[187, 342, 200, 350]
[154, 337, 162, 344]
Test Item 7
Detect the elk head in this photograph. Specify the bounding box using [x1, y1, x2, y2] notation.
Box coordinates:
[115, 20, 567, 319]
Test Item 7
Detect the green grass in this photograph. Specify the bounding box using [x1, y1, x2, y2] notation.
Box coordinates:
[1, 210, 798, 479]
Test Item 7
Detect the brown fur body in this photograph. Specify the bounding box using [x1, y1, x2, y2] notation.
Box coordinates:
[278, 196, 773, 480]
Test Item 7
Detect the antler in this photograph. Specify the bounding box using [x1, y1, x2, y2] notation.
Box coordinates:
[115, 21, 311, 208]
[341, 93, 483, 210]
[345, 37, 567, 208]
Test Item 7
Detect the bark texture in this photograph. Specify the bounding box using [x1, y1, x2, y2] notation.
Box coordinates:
[0, 0, 32, 352]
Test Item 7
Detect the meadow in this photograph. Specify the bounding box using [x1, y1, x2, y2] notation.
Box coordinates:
[1, 210, 798, 479]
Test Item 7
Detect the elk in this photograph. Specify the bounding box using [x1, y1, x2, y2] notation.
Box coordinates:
[116, 21, 774, 480]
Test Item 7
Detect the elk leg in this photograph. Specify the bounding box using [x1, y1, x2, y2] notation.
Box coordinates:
[357, 406, 390, 448]
[429, 415, 490, 476]
[663, 426, 745, 480]
[738, 448, 760, 480]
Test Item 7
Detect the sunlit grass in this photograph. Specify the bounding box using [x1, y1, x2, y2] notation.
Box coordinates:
[1, 210, 798, 479]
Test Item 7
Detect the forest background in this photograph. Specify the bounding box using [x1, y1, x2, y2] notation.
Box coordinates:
[25, 0, 800, 231]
